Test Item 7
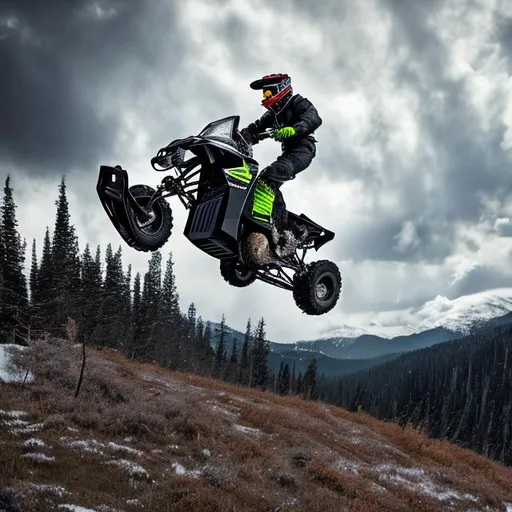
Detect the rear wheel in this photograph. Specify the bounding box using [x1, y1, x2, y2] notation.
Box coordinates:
[220, 260, 257, 287]
[120, 185, 173, 252]
[293, 260, 341, 315]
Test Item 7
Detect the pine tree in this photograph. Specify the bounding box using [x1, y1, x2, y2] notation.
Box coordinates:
[202, 321, 214, 372]
[296, 372, 303, 395]
[225, 335, 239, 383]
[34, 227, 54, 331]
[155, 252, 182, 368]
[51, 176, 80, 333]
[29, 239, 38, 305]
[276, 361, 284, 393]
[279, 363, 291, 395]
[122, 264, 132, 345]
[187, 303, 197, 339]
[238, 318, 252, 385]
[96, 244, 126, 348]
[303, 358, 318, 399]
[131, 271, 143, 359]
[251, 317, 269, 390]
[79, 243, 103, 343]
[213, 314, 227, 378]
[194, 315, 207, 373]
[181, 302, 197, 370]
[136, 251, 162, 361]
[0, 176, 28, 342]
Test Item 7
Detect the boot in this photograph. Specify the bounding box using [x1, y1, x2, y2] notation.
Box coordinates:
[291, 222, 308, 242]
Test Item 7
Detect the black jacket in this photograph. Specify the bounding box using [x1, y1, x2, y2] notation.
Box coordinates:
[242, 94, 322, 151]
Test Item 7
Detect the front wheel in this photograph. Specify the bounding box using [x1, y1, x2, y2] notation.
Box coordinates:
[122, 185, 173, 252]
[293, 260, 342, 315]
[220, 260, 257, 287]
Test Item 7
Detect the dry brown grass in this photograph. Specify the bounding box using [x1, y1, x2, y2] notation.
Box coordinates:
[1, 338, 511, 512]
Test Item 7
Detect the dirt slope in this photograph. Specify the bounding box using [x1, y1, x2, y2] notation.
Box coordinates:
[1, 339, 512, 512]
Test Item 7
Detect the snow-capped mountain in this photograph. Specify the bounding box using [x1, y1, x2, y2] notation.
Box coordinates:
[271, 288, 512, 361]
[320, 288, 512, 341]
[210, 289, 512, 369]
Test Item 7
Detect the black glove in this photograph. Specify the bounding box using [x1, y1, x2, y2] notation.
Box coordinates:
[239, 128, 254, 145]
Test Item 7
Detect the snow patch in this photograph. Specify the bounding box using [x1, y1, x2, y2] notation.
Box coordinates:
[332, 459, 477, 505]
[27, 483, 69, 497]
[208, 402, 239, 419]
[106, 458, 151, 481]
[0, 409, 28, 418]
[21, 452, 55, 463]
[106, 441, 143, 456]
[60, 437, 106, 455]
[334, 457, 360, 474]
[233, 424, 263, 436]
[23, 438, 46, 447]
[58, 505, 98, 512]
[172, 462, 201, 477]
[0, 344, 33, 383]
[375, 464, 477, 503]
[60, 437, 143, 457]
[8, 420, 45, 436]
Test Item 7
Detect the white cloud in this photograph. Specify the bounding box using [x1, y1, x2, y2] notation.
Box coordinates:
[393, 221, 420, 253]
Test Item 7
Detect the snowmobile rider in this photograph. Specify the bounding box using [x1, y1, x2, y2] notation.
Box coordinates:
[240, 74, 322, 242]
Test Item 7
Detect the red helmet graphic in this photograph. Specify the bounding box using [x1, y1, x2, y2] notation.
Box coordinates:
[250, 74, 293, 113]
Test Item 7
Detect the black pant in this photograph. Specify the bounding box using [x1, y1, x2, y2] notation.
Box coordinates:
[263, 139, 316, 230]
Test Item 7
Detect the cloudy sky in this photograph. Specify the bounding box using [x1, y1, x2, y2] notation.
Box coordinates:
[1, 0, 512, 342]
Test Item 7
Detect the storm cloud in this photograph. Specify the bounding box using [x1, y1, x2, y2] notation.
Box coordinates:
[0, 0, 190, 175]
[1, 0, 512, 341]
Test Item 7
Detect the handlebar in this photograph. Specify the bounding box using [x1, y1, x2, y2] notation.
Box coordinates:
[258, 129, 274, 141]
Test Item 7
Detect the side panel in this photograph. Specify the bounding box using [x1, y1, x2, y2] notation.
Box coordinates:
[183, 184, 252, 259]
[250, 180, 276, 223]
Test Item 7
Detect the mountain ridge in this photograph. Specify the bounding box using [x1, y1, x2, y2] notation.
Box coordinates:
[207, 288, 512, 378]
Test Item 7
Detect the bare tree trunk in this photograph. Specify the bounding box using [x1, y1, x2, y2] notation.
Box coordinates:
[75, 336, 86, 398]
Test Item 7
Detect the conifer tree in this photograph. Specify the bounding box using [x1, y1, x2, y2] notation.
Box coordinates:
[251, 317, 269, 390]
[279, 363, 291, 395]
[238, 318, 252, 385]
[123, 264, 132, 338]
[155, 252, 182, 367]
[276, 361, 284, 393]
[30, 239, 38, 304]
[131, 271, 144, 359]
[202, 321, 214, 371]
[51, 176, 80, 333]
[213, 314, 227, 378]
[79, 243, 103, 343]
[0, 176, 28, 341]
[225, 336, 239, 383]
[0, 221, 3, 330]
[96, 244, 126, 348]
[303, 358, 318, 399]
[35, 227, 54, 330]
[180, 302, 196, 369]
[194, 315, 207, 372]
[187, 303, 197, 339]
[137, 251, 162, 361]
[296, 372, 303, 394]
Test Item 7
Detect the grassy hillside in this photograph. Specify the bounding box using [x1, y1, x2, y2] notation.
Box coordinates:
[1, 339, 512, 511]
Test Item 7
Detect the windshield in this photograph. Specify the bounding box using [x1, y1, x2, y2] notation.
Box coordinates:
[198, 117, 237, 145]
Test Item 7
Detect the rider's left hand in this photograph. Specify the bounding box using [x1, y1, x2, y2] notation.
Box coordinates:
[273, 127, 296, 141]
